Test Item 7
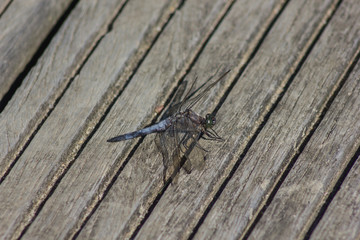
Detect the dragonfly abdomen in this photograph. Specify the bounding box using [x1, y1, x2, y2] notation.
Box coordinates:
[107, 118, 171, 142]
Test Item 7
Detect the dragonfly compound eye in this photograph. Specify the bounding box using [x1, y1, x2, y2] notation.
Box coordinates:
[205, 114, 216, 127]
[212, 116, 216, 125]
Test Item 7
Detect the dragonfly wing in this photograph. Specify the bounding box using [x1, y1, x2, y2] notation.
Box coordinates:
[155, 133, 169, 183]
[155, 124, 182, 184]
[188, 141, 206, 170]
[178, 69, 230, 112]
[162, 69, 230, 120]
[160, 80, 187, 120]
[181, 132, 206, 173]
[173, 117, 206, 174]
[156, 115, 201, 183]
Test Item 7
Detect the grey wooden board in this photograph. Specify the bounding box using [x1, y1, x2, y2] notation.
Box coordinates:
[194, 0, 360, 239]
[249, 50, 360, 239]
[136, 0, 349, 239]
[77, 0, 344, 238]
[0, 0, 128, 181]
[0, 0, 180, 238]
[311, 155, 360, 240]
[0, 0, 11, 15]
[77, 0, 286, 238]
[0, 0, 358, 240]
[19, 0, 233, 239]
[0, 0, 72, 100]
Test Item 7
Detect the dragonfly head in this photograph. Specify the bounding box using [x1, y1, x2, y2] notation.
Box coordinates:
[204, 113, 216, 129]
[203, 113, 224, 141]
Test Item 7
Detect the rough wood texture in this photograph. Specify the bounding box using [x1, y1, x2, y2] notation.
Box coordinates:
[0, 0, 128, 182]
[23, 0, 236, 239]
[311, 155, 360, 240]
[196, 0, 360, 239]
[249, 51, 360, 239]
[77, 0, 289, 238]
[135, 0, 350, 239]
[0, 0, 72, 100]
[0, 0, 359, 239]
[0, 0, 180, 239]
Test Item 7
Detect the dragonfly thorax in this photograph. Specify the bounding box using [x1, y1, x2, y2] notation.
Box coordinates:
[108, 70, 230, 183]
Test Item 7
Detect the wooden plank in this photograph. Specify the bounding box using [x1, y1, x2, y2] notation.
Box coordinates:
[194, 0, 360, 239]
[249, 53, 360, 239]
[0, 0, 11, 15]
[311, 155, 360, 239]
[22, 0, 237, 239]
[0, 0, 72, 100]
[0, 0, 127, 181]
[138, 0, 350, 238]
[0, 0, 180, 239]
[78, 0, 341, 238]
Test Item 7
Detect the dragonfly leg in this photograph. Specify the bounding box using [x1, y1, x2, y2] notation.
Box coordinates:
[195, 141, 208, 153]
[203, 128, 223, 141]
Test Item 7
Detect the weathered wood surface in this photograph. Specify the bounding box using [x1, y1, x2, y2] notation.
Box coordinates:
[22, 0, 236, 239]
[196, 0, 360, 239]
[312, 155, 360, 240]
[135, 0, 360, 239]
[0, 0, 128, 182]
[0, 0, 72, 100]
[0, 0, 182, 238]
[0, 0, 359, 239]
[249, 51, 360, 239]
[79, 0, 286, 238]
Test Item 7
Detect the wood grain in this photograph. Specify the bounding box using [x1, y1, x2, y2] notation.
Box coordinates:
[137, 0, 349, 238]
[0, 0, 72, 100]
[311, 154, 360, 240]
[23, 0, 237, 239]
[249, 50, 360, 239]
[0, 0, 358, 239]
[0, 0, 127, 181]
[0, 0, 179, 239]
[195, 0, 360, 239]
[78, 0, 301, 239]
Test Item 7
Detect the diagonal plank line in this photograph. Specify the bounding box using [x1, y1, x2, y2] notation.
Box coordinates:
[305, 143, 360, 239]
[0, 0, 12, 18]
[242, 12, 359, 240]
[128, 0, 293, 239]
[10, 1, 183, 239]
[65, 2, 190, 239]
[190, 0, 293, 237]
[0, 0, 81, 183]
[0, 0, 129, 183]
[71, 1, 240, 239]
[184, 0, 347, 239]
[0, 0, 80, 112]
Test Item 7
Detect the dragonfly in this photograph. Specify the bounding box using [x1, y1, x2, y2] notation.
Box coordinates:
[108, 69, 230, 183]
